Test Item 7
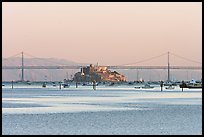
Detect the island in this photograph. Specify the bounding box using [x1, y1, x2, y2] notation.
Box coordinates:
[73, 64, 126, 82]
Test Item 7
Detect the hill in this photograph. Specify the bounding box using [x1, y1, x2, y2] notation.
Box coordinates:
[2, 57, 89, 81]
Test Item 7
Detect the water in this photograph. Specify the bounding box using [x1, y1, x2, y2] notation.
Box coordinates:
[2, 83, 202, 135]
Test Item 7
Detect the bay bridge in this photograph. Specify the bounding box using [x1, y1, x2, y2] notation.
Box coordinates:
[2, 51, 202, 82]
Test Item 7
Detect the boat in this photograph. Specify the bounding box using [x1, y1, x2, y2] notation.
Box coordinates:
[52, 82, 56, 87]
[128, 82, 134, 85]
[142, 83, 154, 89]
[163, 81, 177, 86]
[82, 82, 98, 86]
[26, 81, 32, 85]
[62, 83, 70, 88]
[134, 86, 141, 89]
[42, 82, 46, 88]
[165, 85, 175, 89]
[180, 83, 202, 89]
[180, 79, 202, 89]
[109, 82, 115, 86]
[185, 83, 202, 88]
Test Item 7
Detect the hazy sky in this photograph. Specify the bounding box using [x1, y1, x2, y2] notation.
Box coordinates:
[2, 2, 202, 66]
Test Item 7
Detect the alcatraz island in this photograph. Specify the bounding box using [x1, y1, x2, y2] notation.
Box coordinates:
[73, 64, 126, 83]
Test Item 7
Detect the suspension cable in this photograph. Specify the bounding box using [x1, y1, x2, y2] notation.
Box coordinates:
[117, 52, 168, 66]
[3, 52, 22, 60]
[169, 52, 202, 65]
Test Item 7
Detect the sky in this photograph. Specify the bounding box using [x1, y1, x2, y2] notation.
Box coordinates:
[2, 2, 202, 66]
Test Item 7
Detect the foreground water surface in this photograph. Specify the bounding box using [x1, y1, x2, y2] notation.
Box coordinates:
[2, 84, 202, 135]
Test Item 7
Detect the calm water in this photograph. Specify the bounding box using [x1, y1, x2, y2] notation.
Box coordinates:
[2, 83, 202, 135]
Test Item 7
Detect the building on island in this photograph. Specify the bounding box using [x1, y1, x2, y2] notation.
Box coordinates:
[73, 64, 126, 82]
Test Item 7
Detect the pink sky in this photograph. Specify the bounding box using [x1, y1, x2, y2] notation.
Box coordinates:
[2, 2, 202, 66]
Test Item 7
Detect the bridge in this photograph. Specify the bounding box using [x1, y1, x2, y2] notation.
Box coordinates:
[2, 65, 201, 70]
[2, 51, 202, 81]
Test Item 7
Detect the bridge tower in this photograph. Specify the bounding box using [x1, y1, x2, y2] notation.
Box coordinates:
[167, 51, 170, 82]
[21, 52, 24, 82]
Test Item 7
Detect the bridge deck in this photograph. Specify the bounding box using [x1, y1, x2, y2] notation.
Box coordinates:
[2, 66, 202, 70]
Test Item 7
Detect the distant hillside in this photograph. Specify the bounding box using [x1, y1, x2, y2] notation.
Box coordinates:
[2, 57, 89, 81]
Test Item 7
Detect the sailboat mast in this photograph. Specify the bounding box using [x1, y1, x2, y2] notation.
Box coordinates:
[168, 51, 170, 82]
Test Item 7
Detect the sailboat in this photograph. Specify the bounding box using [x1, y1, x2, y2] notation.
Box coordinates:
[42, 82, 46, 88]
[141, 83, 154, 89]
[165, 85, 175, 89]
[179, 79, 202, 89]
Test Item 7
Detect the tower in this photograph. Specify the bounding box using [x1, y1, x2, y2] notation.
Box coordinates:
[21, 52, 24, 82]
[167, 51, 170, 82]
